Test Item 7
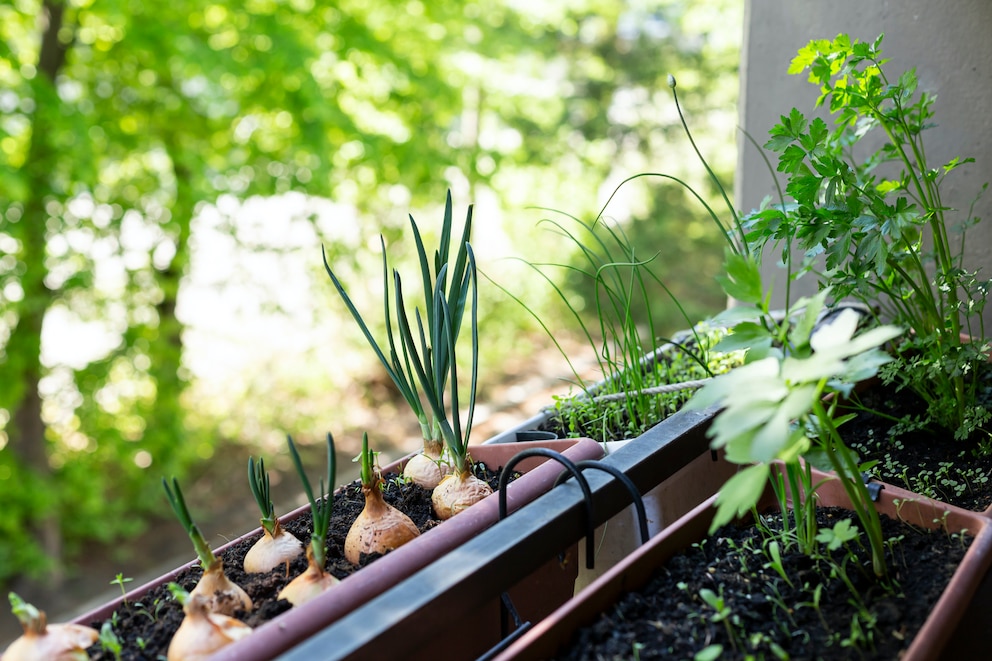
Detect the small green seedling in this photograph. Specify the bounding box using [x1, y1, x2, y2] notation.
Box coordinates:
[816, 519, 860, 552]
[109, 573, 133, 608]
[99, 620, 122, 661]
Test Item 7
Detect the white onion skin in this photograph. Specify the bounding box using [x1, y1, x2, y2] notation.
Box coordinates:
[344, 483, 420, 564]
[402, 439, 450, 489]
[277, 547, 339, 606]
[1, 613, 97, 661]
[431, 470, 493, 520]
[402, 452, 444, 489]
[167, 593, 252, 661]
[243, 522, 303, 574]
[191, 559, 252, 616]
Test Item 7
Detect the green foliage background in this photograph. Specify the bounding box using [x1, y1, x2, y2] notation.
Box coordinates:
[0, 0, 740, 592]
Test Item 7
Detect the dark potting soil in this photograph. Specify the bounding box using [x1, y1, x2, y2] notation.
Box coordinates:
[84, 463, 511, 661]
[840, 378, 992, 511]
[555, 506, 971, 660]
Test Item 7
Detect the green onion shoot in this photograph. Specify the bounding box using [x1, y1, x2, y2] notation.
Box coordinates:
[162, 477, 251, 615]
[395, 243, 493, 518]
[243, 456, 303, 574]
[2, 593, 98, 661]
[277, 433, 340, 605]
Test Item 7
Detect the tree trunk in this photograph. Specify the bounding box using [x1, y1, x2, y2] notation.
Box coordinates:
[142, 130, 196, 476]
[7, 0, 72, 589]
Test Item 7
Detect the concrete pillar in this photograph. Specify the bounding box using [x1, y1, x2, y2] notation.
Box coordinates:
[736, 0, 992, 327]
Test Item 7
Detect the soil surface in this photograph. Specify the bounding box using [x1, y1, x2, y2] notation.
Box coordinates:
[556, 506, 971, 660]
[839, 378, 992, 511]
[82, 463, 513, 661]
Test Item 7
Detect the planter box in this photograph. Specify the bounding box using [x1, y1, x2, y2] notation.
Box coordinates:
[570, 431, 734, 591]
[274, 407, 727, 660]
[71, 437, 603, 661]
[492, 465, 992, 660]
[484, 406, 735, 592]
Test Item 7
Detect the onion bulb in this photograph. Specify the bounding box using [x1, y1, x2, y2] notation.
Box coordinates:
[1, 593, 98, 661]
[245, 455, 304, 574]
[279, 434, 340, 606]
[167, 588, 252, 661]
[243, 521, 303, 574]
[402, 439, 449, 489]
[431, 470, 493, 520]
[191, 558, 252, 616]
[163, 477, 252, 616]
[277, 546, 339, 606]
[345, 467, 419, 564]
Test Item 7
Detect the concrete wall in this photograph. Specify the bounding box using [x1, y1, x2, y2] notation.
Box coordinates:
[736, 0, 992, 326]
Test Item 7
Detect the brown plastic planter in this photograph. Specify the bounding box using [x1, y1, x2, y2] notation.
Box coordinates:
[493, 466, 992, 660]
[70, 437, 603, 661]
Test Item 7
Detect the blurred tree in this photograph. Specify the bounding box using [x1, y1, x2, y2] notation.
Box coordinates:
[0, 0, 740, 594]
[0, 0, 479, 589]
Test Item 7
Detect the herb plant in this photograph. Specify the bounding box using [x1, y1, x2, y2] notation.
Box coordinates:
[243, 454, 304, 574]
[162, 477, 252, 615]
[323, 191, 473, 489]
[743, 33, 991, 442]
[688, 254, 902, 577]
[497, 75, 750, 442]
[344, 432, 420, 563]
[109, 573, 133, 609]
[278, 433, 340, 605]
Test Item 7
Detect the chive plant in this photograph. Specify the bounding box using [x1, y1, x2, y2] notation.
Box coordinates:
[243, 455, 303, 574]
[395, 242, 491, 519]
[491, 75, 752, 441]
[162, 477, 252, 615]
[278, 433, 340, 605]
[2, 593, 98, 661]
[344, 432, 420, 564]
[323, 191, 473, 489]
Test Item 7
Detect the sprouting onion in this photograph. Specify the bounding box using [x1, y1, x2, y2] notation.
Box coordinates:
[323, 191, 473, 489]
[278, 433, 340, 606]
[395, 242, 492, 519]
[166, 583, 252, 661]
[243, 455, 303, 574]
[162, 477, 252, 615]
[344, 432, 420, 564]
[1, 593, 97, 661]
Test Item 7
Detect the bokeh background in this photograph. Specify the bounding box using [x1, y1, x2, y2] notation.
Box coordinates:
[0, 0, 741, 631]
